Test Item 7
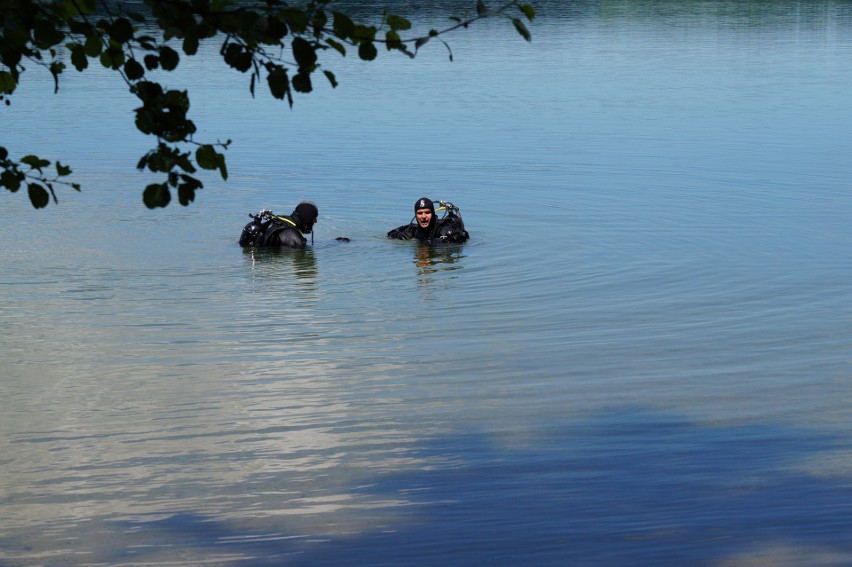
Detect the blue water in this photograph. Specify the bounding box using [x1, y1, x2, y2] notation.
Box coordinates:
[3, 1, 852, 565]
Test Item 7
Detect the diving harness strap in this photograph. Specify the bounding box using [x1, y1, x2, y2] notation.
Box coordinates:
[270, 214, 313, 245]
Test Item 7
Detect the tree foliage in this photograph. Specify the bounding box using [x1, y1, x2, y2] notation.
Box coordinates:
[0, 0, 534, 208]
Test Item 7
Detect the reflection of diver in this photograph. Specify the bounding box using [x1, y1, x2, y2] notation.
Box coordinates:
[242, 246, 318, 288]
[387, 198, 469, 244]
[239, 202, 318, 248]
[414, 242, 466, 277]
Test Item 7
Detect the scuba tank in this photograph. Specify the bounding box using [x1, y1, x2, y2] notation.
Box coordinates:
[435, 201, 470, 243]
[238, 210, 270, 247]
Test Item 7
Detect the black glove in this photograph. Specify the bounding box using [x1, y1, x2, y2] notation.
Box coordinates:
[388, 228, 410, 240]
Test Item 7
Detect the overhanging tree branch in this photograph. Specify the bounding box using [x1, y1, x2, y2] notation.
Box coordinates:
[1, 0, 535, 209]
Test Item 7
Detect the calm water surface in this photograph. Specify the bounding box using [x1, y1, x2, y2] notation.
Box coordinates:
[3, 1, 852, 565]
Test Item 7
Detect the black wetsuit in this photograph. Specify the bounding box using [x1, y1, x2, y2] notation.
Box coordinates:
[387, 212, 469, 244]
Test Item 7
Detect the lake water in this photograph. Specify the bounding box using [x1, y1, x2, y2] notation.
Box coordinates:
[3, 1, 852, 565]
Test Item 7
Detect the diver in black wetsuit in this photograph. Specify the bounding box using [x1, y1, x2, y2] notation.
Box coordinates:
[386, 197, 469, 244]
[239, 201, 319, 249]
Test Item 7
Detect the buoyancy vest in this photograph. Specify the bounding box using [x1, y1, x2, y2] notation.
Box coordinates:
[434, 213, 469, 242]
[262, 215, 308, 248]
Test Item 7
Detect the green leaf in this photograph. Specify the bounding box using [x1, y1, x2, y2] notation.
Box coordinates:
[136, 152, 150, 171]
[177, 174, 202, 206]
[311, 9, 328, 37]
[512, 18, 531, 42]
[325, 38, 346, 57]
[385, 30, 401, 50]
[70, 43, 88, 72]
[1, 169, 21, 191]
[33, 19, 65, 48]
[28, 183, 50, 208]
[49, 61, 65, 93]
[0, 72, 16, 95]
[56, 162, 72, 176]
[216, 153, 228, 180]
[143, 183, 171, 208]
[196, 145, 218, 170]
[323, 70, 337, 88]
[224, 44, 252, 72]
[267, 66, 290, 99]
[132, 114, 156, 142]
[67, 20, 89, 35]
[84, 33, 103, 57]
[353, 24, 377, 41]
[520, 4, 535, 21]
[180, 173, 202, 190]
[144, 54, 159, 70]
[292, 37, 317, 70]
[21, 155, 51, 171]
[131, 81, 163, 104]
[263, 16, 288, 43]
[100, 45, 125, 69]
[279, 8, 308, 34]
[175, 153, 196, 173]
[137, 35, 156, 50]
[386, 15, 412, 31]
[238, 9, 262, 34]
[108, 18, 134, 43]
[159, 46, 180, 71]
[177, 184, 195, 206]
[332, 11, 355, 39]
[292, 72, 312, 93]
[358, 41, 377, 61]
[124, 59, 145, 80]
[415, 37, 430, 50]
[183, 35, 200, 56]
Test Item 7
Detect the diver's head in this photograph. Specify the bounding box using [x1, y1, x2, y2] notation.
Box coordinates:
[414, 197, 435, 229]
[292, 201, 318, 233]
